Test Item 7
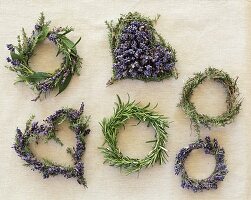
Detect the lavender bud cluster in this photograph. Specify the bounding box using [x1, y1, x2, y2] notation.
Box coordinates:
[113, 21, 175, 80]
[36, 68, 65, 93]
[6, 44, 21, 67]
[34, 24, 41, 31]
[13, 103, 90, 187]
[7, 44, 15, 51]
[48, 32, 58, 44]
[174, 137, 228, 192]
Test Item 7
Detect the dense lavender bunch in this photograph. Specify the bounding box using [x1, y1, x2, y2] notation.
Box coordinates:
[112, 21, 175, 81]
[13, 103, 90, 187]
[174, 137, 228, 192]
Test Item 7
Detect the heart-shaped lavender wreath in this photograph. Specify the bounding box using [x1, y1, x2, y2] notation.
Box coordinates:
[106, 12, 178, 85]
[13, 103, 90, 187]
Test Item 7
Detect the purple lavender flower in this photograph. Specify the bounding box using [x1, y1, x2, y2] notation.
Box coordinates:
[35, 24, 41, 31]
[6, 44, 15, 52]
[112, 21, 176, 81]
[11, 59, 21, 66]
[48, 33, 57, 43]
[6, 57, 12, 63]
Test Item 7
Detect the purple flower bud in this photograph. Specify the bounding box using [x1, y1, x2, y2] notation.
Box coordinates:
[6, 44, 14, 51]
[35, 24, 41, 30]
[48, 33, 57, 43]
[6, 57, 12, 63]
[11, 59, 20, 66]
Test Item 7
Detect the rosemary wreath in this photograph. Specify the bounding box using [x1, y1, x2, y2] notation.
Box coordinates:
[13, 103, 90, 187]
[6, 13, 82, 101]
[174, 137, 228, 192]
[178, 67, 242, 136]
[106, 12, 178, 85]
[99, 95, 169, 174]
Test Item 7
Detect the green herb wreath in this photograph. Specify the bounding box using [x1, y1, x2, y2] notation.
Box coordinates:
[178, 67, 242, 136]
[99, 95, 169, 174]
[6, 13, 82, 101]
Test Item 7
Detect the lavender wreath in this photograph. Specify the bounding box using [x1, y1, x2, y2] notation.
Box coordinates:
[174, 137, 228, 192]
[13, 103, 90, 187]
[6, 13, 82, 101]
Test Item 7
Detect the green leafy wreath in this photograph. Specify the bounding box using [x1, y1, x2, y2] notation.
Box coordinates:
[6, 13, 82, 101]
[99, 95, 169, 174]
[178, 67, 242, 136]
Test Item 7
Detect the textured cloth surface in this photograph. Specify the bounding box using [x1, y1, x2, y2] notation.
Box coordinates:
[0, 0, 250, 199]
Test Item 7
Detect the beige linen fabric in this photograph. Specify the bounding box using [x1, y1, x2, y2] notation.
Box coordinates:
[0, 0, 251, 199]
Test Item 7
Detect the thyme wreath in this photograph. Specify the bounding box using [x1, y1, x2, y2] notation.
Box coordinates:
[178, 67, 242, 135]
[13, 103, 90, 187]
[99, 95, 169, 174]
[6, 13, 82, 101]
[174, 137, 228, 192]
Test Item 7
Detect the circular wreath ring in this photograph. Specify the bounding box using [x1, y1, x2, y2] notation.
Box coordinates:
[178, 67, 242, 134]
[174, 137, 228, 192]
[13, 103, 90, 187]
[99, 95, 169, 174]
[6, 13, 82, 101]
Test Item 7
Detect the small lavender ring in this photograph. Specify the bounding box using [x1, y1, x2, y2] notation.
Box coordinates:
[13, 103, 90, 187]
[6, 13, 82, 101]
[174, 137, 228, 192]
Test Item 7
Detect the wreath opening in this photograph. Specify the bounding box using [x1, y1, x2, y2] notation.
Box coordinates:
[6, 13, 82, 101]
[13, 103, 90, 187]
[116, 118, 156, 159]
[174, 137, 228, 192]
[178, 67, 242, 136]
[99, 95, 169, 174]
[106, 12, 178, 85]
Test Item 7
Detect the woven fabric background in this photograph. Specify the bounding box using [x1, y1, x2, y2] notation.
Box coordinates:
[0, 0, 250, 199]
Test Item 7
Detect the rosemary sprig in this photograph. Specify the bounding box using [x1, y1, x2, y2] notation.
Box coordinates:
[99, 95, 169, 174]
[178, 67, 242, 138]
